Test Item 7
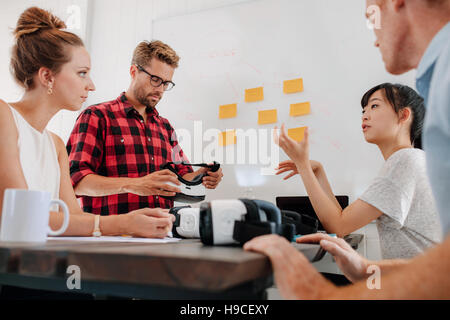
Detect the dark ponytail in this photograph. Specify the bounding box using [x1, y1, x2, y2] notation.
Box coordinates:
[361, 83, 425, 149]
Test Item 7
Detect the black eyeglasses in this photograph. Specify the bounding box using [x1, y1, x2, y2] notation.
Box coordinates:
[136, 65, 176, 91]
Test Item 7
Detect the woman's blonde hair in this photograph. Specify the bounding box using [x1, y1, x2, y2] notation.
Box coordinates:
[10, 7, 84, 89]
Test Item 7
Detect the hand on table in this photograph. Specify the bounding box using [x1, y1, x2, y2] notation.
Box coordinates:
[297, 233, 369, 283]
[124, 208, 175, 238]
[244, 234, 334, 299]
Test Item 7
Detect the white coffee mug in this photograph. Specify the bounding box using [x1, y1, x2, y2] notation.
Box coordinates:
[0, 189, 70, 242]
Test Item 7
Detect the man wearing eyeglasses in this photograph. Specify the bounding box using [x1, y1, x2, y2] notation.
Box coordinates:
[67, 40, 223, 217]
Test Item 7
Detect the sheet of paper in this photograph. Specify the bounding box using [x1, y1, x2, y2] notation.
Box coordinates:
[219, 103, 237, 119]
[290, 102, 311, 117]
[283, 78, 304, 94]
[47, 236, 182, 243]
[219, 130, 237, 146]
[258, 109, 278, 125]
[288, 126, 307, 142]
[245, 87, 264, 102]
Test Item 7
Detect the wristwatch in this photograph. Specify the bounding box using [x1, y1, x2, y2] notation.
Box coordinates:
[92, 215, 102, 237]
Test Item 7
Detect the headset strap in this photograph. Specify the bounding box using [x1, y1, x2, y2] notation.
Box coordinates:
[164, 161, 220, 172]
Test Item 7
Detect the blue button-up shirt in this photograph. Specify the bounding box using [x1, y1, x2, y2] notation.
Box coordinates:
[416, 22, 450, 236]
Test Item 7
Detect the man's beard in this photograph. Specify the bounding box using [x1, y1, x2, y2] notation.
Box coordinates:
[134, 86, 160, 108]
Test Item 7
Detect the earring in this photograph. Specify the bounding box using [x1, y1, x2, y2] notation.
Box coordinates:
[47, 86, 53, 95]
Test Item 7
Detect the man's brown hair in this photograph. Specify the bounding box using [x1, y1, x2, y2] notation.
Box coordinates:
[10, 7, 84, 90]
[131, 40, 180, 68]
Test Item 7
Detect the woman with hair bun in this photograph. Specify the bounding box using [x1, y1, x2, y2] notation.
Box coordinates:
[0, 7, 175, 239]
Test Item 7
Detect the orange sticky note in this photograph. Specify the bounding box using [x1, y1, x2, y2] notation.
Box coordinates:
[219, 103, 237, 119]
[283, 78, 304, 94]
[258, 109, 278, 125]
[290, 102, 311, 117]
[219, 130, 237, 146]
[288, 127, 307, 142]
[245, 87, 264, 102]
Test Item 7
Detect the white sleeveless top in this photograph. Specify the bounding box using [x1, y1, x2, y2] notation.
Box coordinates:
[8, 104, 60, 199]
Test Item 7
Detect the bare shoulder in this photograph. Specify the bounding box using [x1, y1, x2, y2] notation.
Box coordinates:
[0, 99, 9, 107]
[0, 99, 14, 119]
[49, 131, 65, 147]
[48, 131, 67, 158]
[0, 100, 18, 136]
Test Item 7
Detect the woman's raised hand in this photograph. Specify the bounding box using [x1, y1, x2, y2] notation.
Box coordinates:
[273, 124, 310, 167]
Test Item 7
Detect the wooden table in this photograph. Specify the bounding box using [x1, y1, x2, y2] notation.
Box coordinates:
[0, 238, 323, 299]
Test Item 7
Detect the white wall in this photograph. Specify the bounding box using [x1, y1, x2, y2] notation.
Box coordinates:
[0, 0, 251, 142]
[86, 0, 253, 114]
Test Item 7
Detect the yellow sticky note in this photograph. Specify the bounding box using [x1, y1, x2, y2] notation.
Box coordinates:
[288, 127, 307, 142]
[290, 102, 311, 117]
[219, 104, 237, 119]
[219, 130, 237, 146]
[245, 87, 264, 102]
[258, 109, 278, 125]
[283, 78, 304, 94]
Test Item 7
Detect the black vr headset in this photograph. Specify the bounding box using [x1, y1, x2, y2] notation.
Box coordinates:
[280, 210, 319, 236]
[161, 161, 220, 203]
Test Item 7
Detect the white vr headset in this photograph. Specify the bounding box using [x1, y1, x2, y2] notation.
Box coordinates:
[170, 199, 293, 245]
[161, 161, 220, 204]
[169, 199, 326, 262]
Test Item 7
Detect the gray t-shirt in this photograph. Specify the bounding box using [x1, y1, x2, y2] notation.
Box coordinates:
[360, 148, 442, 259]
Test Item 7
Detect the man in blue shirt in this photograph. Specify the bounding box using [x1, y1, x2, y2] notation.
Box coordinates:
[417, 23, 450, 234]
[245, 0, 450, 298]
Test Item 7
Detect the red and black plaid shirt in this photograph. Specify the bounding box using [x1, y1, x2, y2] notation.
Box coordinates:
[67, 92, 193, 215]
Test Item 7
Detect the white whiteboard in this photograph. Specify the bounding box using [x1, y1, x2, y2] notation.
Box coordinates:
[153, 0, 417, 204]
